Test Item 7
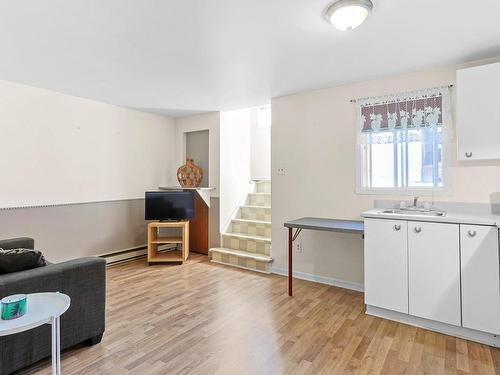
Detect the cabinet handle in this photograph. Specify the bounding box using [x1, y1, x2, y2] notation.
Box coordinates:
[414, 227, 422, 233]
[393, 224, 401, 231]
[465, 152, 472, 158]
[467, 230, 477, 238]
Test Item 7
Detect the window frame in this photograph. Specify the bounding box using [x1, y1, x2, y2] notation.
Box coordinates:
[354, 88, 452, 196]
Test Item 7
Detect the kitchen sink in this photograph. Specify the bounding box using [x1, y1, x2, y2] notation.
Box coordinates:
[379, 208, 446, 217]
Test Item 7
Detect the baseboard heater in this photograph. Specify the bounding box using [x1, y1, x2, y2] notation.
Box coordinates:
[100, 244, 177, 265]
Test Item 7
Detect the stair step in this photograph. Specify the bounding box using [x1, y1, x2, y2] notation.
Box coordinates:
[209, 248, 272, 262]
[240, 204, 271, 210]
[254, 180, 271, 193]
[222, 233, 271, 254]
[246, 192, 271, 207]
[209, 247, 273, 274]
[222, 233, 271, 242]
[239, 205, 271, 221]
[230, 218, 271, 238]
[232, 218, 271, 225]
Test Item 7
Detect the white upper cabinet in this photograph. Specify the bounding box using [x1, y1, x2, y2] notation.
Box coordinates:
[461, 225, 500, 335]
[364, 219, 408, 313]
[457, 62, 500, 161]
[408, 221, 461, 326]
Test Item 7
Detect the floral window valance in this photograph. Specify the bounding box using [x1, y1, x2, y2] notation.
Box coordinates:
[357, 86, 451, 133]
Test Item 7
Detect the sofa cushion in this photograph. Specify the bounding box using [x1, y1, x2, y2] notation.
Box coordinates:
[0, 248, 47, 275]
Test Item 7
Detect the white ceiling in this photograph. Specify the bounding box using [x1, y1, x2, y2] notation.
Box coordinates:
[1, 0, 500, 117]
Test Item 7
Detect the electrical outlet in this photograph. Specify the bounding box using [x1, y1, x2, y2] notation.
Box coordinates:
[277, 167, 286, 175]
[295, 242, 303, 253]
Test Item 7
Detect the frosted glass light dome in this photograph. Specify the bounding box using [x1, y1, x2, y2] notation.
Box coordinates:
[325, 0, 373, 31]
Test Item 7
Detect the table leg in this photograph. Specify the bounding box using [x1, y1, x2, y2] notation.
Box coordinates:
[288, 227, 293, 296]
[51, 316, 61, 375]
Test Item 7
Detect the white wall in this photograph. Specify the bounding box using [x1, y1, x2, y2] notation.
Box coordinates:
[220, 109, 252, 231]
[174, 112, 220, 196]
[0, 79, 175, 208]
[271, 58, 500, 289]
[0, 79, 176, 260]
[250, 107, 271, 180]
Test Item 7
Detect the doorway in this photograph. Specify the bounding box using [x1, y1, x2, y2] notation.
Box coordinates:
[185, 129, 209, 187]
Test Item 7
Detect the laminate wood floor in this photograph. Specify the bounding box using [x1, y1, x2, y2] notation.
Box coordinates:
[19, 254, 500, 375]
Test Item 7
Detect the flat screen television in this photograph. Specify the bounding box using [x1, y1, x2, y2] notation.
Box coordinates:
[145, 191, 195, 221]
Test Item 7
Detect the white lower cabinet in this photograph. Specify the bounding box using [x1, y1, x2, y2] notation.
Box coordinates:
[408, 221, 461, 326]
[461, 225, 500, 335]
[364, 219, 408, 313]
[365, 216, 500, 343]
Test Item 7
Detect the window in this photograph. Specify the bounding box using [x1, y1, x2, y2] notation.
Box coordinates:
[356, 87, 451, 194]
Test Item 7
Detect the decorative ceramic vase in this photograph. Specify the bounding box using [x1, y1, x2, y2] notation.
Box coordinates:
[177, 158, 203, 188]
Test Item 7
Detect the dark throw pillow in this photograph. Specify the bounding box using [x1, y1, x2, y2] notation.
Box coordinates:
[0, 248, 47, 275]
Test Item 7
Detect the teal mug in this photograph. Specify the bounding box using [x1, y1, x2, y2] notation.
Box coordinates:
[1, 294, 27, 320]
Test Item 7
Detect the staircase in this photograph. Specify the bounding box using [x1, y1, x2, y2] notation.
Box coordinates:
[209, 180, 272, 273]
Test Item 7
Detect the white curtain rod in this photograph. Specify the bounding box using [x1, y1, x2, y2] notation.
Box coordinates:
[350, 84, 454, 104]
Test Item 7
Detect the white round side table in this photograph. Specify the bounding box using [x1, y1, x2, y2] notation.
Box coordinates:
[0, 292, 71, 375]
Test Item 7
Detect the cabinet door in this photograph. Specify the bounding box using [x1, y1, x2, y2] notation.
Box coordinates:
[365, 218, 408, 313]
[408, 221, 460, 326]
[457, 62, 500, 161]
[461, 225, 500, 334]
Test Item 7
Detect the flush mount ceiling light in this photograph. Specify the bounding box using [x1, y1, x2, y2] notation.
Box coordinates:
[325, 0, 373, 31]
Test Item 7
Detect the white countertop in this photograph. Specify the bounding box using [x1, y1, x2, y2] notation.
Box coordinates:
[362, 208, 500, 227]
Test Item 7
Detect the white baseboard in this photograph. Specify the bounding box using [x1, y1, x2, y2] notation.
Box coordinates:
[270, 266, 364, 292]
[367, 305, 500, 348]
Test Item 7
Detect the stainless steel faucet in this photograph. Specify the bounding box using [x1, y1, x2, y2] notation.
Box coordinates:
[413, 196, 419, 208]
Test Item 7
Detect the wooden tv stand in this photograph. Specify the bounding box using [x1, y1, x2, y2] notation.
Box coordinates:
[147, 221, 189, 264]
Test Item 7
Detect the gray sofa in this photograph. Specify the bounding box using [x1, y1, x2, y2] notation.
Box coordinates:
[0, 237, 106, 375]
